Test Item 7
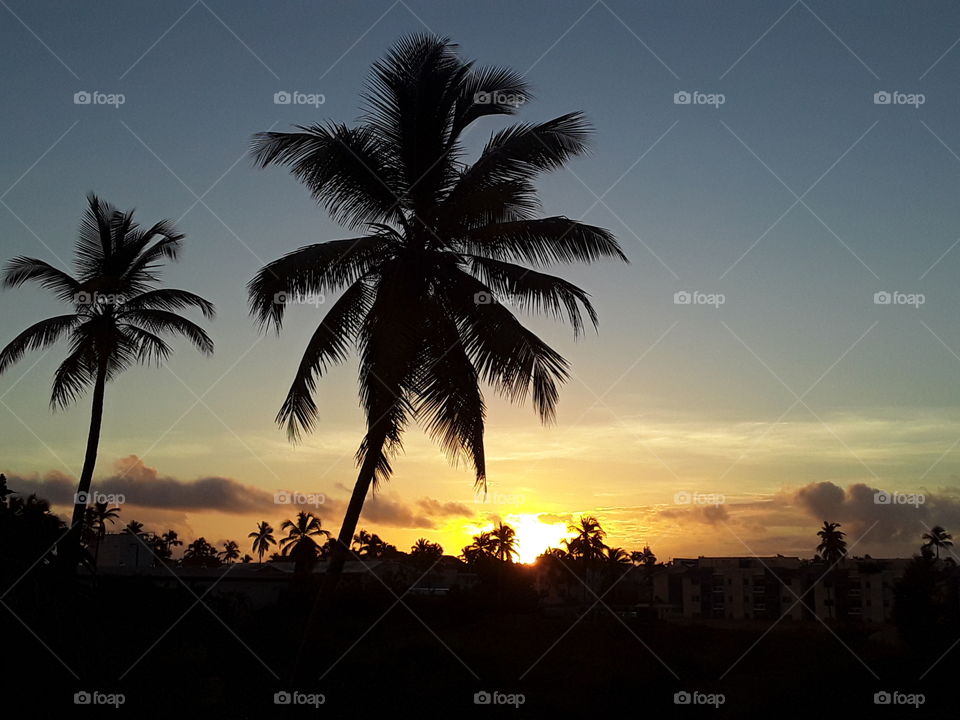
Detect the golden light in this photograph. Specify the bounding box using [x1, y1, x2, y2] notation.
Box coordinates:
[506, 513, 574, 563]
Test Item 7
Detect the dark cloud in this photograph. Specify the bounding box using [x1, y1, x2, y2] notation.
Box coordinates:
[2, 457, 473, 530]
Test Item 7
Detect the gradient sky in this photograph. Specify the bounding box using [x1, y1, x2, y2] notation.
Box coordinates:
[3, 0, 960, 561]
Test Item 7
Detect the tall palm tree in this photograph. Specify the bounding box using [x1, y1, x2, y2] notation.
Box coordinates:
[922, 525, 953, 560]
[816, 521, 847, 564]
[248, 35, 624, 589]
[219, 540, 240, 563]
[248, 521, 276, 564]
[0, 194, 215, 566]
[490, 521, 518, 563]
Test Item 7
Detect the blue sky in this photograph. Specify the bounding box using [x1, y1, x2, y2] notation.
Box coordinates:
[3, 0, 960, 558]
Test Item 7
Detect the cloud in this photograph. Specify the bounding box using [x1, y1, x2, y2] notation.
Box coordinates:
[2, 457, 476, 530]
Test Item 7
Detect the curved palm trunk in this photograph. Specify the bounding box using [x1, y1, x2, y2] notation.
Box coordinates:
[60, 360, 107, 570]
[321, 426, 387, 594]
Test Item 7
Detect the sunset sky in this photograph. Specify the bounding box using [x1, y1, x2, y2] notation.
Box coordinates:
[4, 0, 960, 561]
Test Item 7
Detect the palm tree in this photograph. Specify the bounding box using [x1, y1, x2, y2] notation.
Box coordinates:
[183, 537, 220, 567]
[248, 35, 625, 589]
[605, 546, 631, 564]
[631, 546, 656, 566]
[461, 531, 496, 564]
[150, 529, 182, 563]
[0, 194, 215, 566]
[280, 511, 331, 566]
[490, 521, 518, 563]
[85, 501, 121, 566]
[122, 520, 146, 537]
[248, 521, 276, 564]
[564, 516, 608, 563]
[410, 538, 443, 569]
[816, 521, 847, 564]
[219, 540, 240, 563]
[922, 525, 953, 560]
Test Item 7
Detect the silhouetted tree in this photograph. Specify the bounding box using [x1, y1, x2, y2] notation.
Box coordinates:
[922, 525, 953, 560]
[182, 537, 221, 567]
[122, 520, 146, 537]
[564, 516, 607, 563]
[631, 546, 656, 566]
[0, 194, 215, 567]
[248, 521, 276, 564]
[410, 538, 443, 568]
[816, 521, 847, 564]
[490, 522, 519, 563]
[219, 540, 240, 563]
[352, 529, 397, 558]
[247, 34, 625, 591]
[461, 531, 496, 565]
[281, 512, 330, 574]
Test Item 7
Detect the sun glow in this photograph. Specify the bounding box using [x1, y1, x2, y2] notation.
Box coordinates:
[506, 513, 574, 563]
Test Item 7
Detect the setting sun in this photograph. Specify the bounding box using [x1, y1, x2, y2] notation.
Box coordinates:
[474, 513, 574, 563]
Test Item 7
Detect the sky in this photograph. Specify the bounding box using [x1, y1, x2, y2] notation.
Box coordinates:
[3, 0, 960, 562]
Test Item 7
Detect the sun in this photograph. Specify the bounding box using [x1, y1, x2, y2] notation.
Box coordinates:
[506, 513, 573, 564]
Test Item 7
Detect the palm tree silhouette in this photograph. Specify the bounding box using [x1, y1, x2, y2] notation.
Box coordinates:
[122, 520, 146, 537]
[0, 194, 215, 566]
[490, 521, 518, 562]
[248, 35, 625, 589]
[280, 511, 331, 573]
[219, 540, 241, 563]
[248, 521, 276, 564]
[150, 529, 182, 563]
[605, 546, 630, 564]
[631, 546, 656, 566]
[565, 516, 608, 562]
[461, 531, 496, 564]
[85, 501, 120, 566]
[922, 525, 953, 560]
[816, 521, 847, 564]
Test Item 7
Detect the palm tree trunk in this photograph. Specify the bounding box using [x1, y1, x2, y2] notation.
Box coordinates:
[61, 359, 107, 570]
[321, 427, 387, 594]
